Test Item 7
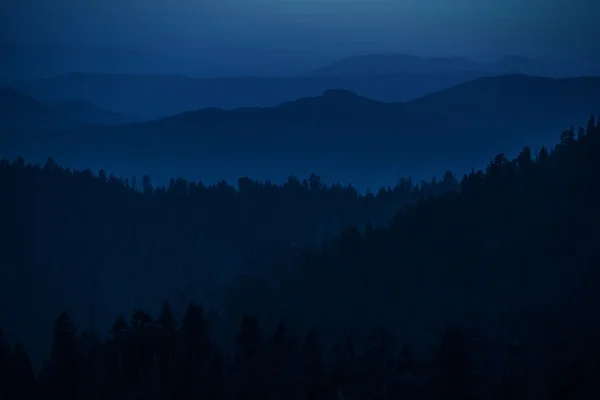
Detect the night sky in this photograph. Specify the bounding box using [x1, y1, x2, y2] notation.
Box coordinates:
[2, 0, 599, 73]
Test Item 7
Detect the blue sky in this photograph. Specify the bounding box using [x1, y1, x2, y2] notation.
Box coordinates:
[1, 0, 598, 66]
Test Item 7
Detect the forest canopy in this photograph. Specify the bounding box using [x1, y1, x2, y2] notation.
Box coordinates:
[1, 115, 600, 399]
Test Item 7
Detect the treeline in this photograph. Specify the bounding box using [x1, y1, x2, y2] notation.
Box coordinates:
[267, 116, 600, 350]
[0, 149, 458, 365]
[0, 152, 459, 287]
[0, 140, 459, 369]
[2, 114, 600, 398]
[2, 301, 598, 400]
[0, 156, 459, 249]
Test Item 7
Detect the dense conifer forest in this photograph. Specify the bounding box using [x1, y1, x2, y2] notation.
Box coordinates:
[1, 115, 600, 399]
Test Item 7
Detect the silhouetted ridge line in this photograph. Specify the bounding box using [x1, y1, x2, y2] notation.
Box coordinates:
[114, 74, 600, 123]
[0, 86, 45, 110]
[309, 53, 600, 77]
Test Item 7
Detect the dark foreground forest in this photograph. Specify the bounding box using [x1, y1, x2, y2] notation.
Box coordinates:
[1, 116, 600, 399]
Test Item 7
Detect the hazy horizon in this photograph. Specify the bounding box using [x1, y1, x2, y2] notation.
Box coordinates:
[2, 0, 599, 78]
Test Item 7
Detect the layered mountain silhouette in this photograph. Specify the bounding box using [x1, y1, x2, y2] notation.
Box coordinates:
[12, 71, 492, 119]
[310, 53, 600, 77]
[3, 75, 600, 190]
[310, 54, 482, 76]
[46, 99, 135, 125]
[5, 43, 598, 80]
[13, 54, 599, 121]
[0, 87, 132, 128]
[0, 87, 81, 129]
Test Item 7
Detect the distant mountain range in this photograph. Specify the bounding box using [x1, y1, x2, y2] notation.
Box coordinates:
[2, 75, 600, 191]
[0, 87, 80, 129]
[9, 53, 599, 121]
[0, 87, 133, 128]
[11, 71, 493, 119]
[46, 99, 135, 125]
[309, 53, 600, 77]
[3, 43, 599, 81]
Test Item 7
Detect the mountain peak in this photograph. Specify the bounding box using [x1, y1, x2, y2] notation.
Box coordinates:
[322, 89, 359, 98]
[0, 86, 83, 129]
[0, 86, 41, 102]
[309, 53, 481, 77]
[0, 86, 46, 114]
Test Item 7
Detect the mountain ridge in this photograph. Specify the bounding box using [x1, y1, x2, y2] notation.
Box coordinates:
[46, 98, 135, 125]
[0, 86, 83, 129]
[129, 74, 598, 125]
[309, 53, 600, 77]
[7, 70, 494, 119]
[3, 74, 600, 192]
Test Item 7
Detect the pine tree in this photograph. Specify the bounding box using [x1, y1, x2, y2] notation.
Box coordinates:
[0, 329, 13, 400]
[46, 312, 83, 400]
[586, 114, 596, 136]
[156, 301, 177, 392]
[177, 302, 211, 399]
[9, 342, 35, 400]
[235, 315, 265, 400]
[302, 328, 324, 400]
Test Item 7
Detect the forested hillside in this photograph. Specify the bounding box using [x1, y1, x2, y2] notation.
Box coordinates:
[0, 155, 459, 370]
[1, 115, 600, 399]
